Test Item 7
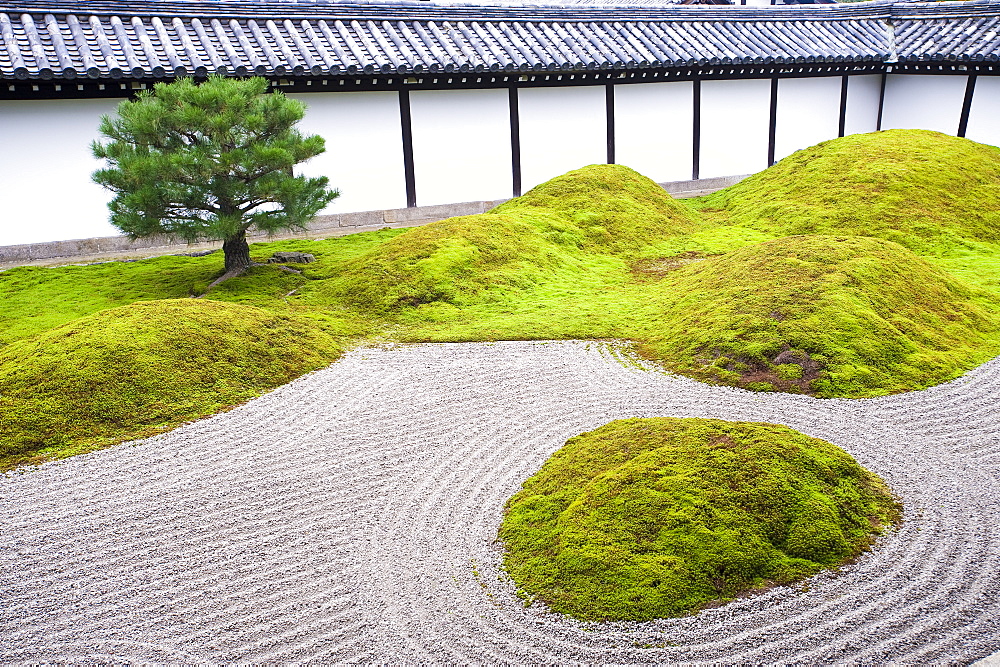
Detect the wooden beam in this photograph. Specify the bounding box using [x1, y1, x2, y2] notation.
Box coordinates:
[876, 71, 887, 131]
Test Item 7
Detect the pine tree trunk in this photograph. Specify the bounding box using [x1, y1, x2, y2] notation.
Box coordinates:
[222, 231, 251, 274]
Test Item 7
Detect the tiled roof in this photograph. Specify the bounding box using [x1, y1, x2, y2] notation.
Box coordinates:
[893, 2, 1000, 62]
[0, 0, 997, 81]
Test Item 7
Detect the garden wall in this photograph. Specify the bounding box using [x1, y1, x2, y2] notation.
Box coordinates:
[1, 72, 997, 248]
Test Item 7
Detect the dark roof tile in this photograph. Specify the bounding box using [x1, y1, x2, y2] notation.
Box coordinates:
[1, 0, 996, 80]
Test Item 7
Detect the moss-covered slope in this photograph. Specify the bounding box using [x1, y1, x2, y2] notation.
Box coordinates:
[636, 235, 998, 397]
[0, 299, 343, 470]
[492, 163, 703, 254]
[500, 417, 901, 622]
[316, 212, 574, 312]
[317, 164, 701, 313]
[698, 129, 1000, 254]
[7, 144, 1000, 471]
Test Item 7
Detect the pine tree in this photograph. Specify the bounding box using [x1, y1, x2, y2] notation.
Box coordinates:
[93, 76, 337, 278]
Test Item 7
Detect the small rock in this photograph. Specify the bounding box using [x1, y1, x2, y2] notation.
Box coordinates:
[774, 349, 809, 365]
[267, 251, 315, 264]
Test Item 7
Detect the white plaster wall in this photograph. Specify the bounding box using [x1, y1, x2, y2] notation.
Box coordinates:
[881, 74, 967, 135]
[0, 98, 121, 245]
[843, 74, 881, 136]
[965, 76, 1000, 148]
[614, 81, 694, 182]
[409, 88, 512, 206]
[700, 78, 770, 178]
[774, 76, 841, 161]
[289, 91, 407, 213]
[517, 86, 606, 191]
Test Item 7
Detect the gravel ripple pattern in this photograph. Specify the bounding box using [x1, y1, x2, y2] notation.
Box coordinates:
[3, 341, 1000, 663]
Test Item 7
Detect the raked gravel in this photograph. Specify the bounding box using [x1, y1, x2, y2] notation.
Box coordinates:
[3, 340, 1000, 664]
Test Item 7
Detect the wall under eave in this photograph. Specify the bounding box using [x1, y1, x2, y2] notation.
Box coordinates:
[844, 74, 881, 136]
[3, 72, 1000, 246]
[614, 81, 694, 184]
[288, 91, 408, 215]
[409, 88, 514, 207]
[517, 86, 607, 193]
[774, 76, 841, 162]
[881, 74, 968, 135]
[700, 78, 772, 178]
[966, 77, 1000, 148]
[0, 98, 122, 245]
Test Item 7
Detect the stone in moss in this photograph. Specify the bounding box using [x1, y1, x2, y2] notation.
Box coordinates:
[500, 418, 901, 622]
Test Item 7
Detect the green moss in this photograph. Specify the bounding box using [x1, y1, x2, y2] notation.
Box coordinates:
[7, 139, 1000, 469]
[314, 164, 703, 314]
[0, 229, 406, 346]
[0, 257, 218, 345]
[312, 212, 577, 313]
[634, 235, 1000, 397]
[776, 364, 804, 380]
[492, 163, 704, 255]
[697, 129, 1000, 255]
[499, 417, 901, 622]
[0, 299, 344, 471]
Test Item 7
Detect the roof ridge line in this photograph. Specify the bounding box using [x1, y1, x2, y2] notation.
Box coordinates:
[0, 0, 921, 23]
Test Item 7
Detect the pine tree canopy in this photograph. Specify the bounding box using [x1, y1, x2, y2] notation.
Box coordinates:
[92, 76, 338, 273]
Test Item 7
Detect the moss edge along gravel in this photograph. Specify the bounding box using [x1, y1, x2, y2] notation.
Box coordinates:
[499, 417, 902, 621]
[3, 129, 1000, 470]
[0, 299, 345, 470]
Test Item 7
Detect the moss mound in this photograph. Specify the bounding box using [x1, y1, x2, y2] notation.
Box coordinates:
[0, 299, 343, 470]
[700, 129, 1000, 253]
[500, 417, 901, 622]
[493, 163, 703, 254]
[318, 212, 572, 312]
[638, 235, 998, 397]
[320, 164, 700, 313]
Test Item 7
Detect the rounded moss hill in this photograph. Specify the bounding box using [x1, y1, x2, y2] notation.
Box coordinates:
[499, 418, 901, 622]
[492, 163, 703, 255]
[699, 129, 1000, 254]
[635, 234, 999, 397]
[320, 164, 701, 312]
[0, 298, 343, 470]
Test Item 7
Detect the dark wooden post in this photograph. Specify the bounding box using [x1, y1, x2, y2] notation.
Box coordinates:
[606, 83, 615, 164]
[398, 89, 416, 208]
[958, 74, 977, 138]
[767, 77, 778, 166]
[838, 74, 849, 137]
[692, 78, 701, 180]
[876, 72, 887, 132]
[509, 86, 521, 197]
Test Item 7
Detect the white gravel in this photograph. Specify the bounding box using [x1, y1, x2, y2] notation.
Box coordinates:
[2, 340, 1000, 663]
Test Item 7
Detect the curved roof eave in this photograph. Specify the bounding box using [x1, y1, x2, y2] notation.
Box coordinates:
[0, 0, 993, 81]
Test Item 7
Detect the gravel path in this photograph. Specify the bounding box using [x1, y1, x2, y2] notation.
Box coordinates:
[3, 340, 1000, 663]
